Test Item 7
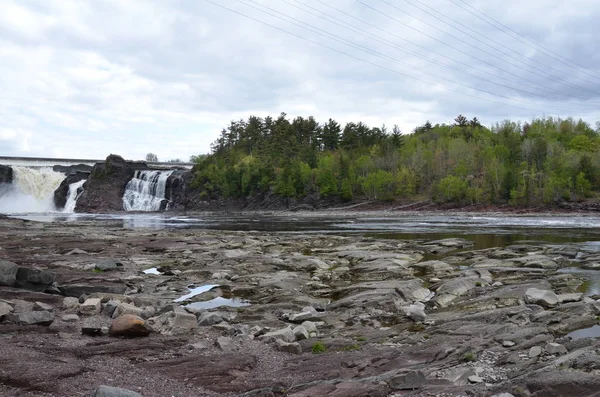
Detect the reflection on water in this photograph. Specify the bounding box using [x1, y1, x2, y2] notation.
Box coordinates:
[185, 296, 250, 310]
[567, 325, 600, 340]
[174, 284, 220, 303]
[558, 267, 600, 297]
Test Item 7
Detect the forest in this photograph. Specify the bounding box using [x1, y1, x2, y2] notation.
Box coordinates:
[191, 113, 600, 207]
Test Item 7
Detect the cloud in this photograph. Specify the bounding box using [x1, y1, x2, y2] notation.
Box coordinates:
[0, 0, 599, 161]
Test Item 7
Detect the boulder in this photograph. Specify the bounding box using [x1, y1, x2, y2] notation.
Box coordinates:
[92, 385, 142, 397]
[558, 293, 583, 303]
[0, 260, 18, 287]
[109, 315, 151, 337]
[82, 316, 109, 336]
[259, 326, 296, 343]
[275, 339, 302, 354]
[405, 302, 426, 322]
[289, 306, 321, 322]
[0, 301, 13, 317]
[545, 342, 568, 356]
[33, 301, 53, 311]
[197, 311, 225, 326]
[112, 302, 143, 318]
[394, 279, 432, 302]
[76, 154, 149, 212]
[529, 346, 542, 358]
[79, 298, 102, 315]
[216, 336, 235, 352]
[292, 325, 309, 341]
[15, 267, 56, 291]
[53, 171, 88, 210]
[525, 288, 559, 308]
[7, 311, 54, 326]
[102, 300, 119, 317]
[62, 297, 79, 310]
[147, 311, 198, 335]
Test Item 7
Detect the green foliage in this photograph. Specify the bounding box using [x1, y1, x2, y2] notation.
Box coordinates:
[311, 341, 327, 354]
[462, 351, 477, 362]
[339, 344, 360, 351]
[189, 114, 600, 207]
[408, 323, 425, 332]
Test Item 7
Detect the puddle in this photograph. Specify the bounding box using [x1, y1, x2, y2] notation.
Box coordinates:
[143, 267, 161, 275]
[557, 267, 600, 296]
[174, 284, 219, 302]
[185, 297, 250, 310]
[567, 325, 600, 340]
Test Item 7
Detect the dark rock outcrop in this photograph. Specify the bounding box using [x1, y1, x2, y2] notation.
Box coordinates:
[53, 171, 89, 210]
[76, 155, 148, 212]
[0, 165, 12, 185]
[165, 170, 193, 210]
[53, 164, 93, 175]
[15, 267, 56, 292]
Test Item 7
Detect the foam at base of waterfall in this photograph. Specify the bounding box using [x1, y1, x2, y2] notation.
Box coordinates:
[0, 167, 65, 213]
[123, 170, 174, 212]
[64, 180, 86, 213]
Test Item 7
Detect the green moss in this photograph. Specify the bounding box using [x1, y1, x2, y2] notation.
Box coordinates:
[408, 323, 425, 332]
[339, 344, 360, 351]
[356, 336, 367, 342]
[423, 334, 430, 340]
[302, 248, 313, 256]
[462, 351, 477, 362]
[311, 341, 326, 354]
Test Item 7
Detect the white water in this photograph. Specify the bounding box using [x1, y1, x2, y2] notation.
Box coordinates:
[122, 170, 174, 211]
[0, 166, 65, 213]
[64, 179, 86, 213]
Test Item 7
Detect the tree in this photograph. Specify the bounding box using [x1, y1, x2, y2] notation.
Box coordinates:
[145, 153, 158, 162]
[454, 115, 468, 127]
[167, 158, 183, 163]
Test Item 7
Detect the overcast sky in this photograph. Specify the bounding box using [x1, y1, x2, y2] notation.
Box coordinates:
[1, 0, 599, 161]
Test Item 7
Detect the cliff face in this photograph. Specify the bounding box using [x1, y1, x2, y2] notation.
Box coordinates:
[53, 171, 90, 210]
[76, 155, 148, 213]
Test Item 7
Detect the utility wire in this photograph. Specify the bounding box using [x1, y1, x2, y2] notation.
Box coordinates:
[280, 0, 590, 107]
[448, 0, 600, 80]
[201, 0, 587, 116]
[369, 0, 600, 98]
[353, 0, 600, 105]
[402, 0, 600, 87]
[242, 0, 590, 113]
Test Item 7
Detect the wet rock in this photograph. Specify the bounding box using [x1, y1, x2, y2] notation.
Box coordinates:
[7, 310, 54, 325]
[388, 370, 426, 390]
[0, 260, 18, 287]
[0, 301, 13, 317]
[15, 267, 56, 291]
[259, 326, 296, 343]
[545, 342, 568, 355]
[216, 336, 235, 352]
[109, 315, 151, 337]
[526, 370, 600, 397]
[525, 288, 559, 308]
[275, 339, 302, 354]
[558, 293, 583, 303]
[147, 311, 198, 335]
[79, 298, 102, 315]
[529, 346, 542, 358]
[93, 385, 142, 397]
[59, 283, 127, 297]
[95, 260, 124, 272]
[197, 311, 225, 326]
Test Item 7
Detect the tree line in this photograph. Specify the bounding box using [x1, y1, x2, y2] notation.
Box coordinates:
[190, 113, 600, 206]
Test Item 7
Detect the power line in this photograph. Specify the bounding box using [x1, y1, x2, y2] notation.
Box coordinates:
[201, 0, 588, 116]
[370, 0, 600, 98]
[311, 0, 600, 107]
[448, 0, 600, 80]
[279, 0, 591, 108]
[402, 0, 600, 87]
[241, 0, 591, 113]
[353, 0, 600, 105]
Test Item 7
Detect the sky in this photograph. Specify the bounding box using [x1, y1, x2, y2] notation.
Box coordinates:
[1, 0, 599, 161]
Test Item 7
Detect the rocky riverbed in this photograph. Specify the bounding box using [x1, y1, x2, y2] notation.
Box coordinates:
[1, 215, 599, 397]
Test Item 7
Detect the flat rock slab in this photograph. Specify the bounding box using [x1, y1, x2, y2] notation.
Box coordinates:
[93, 385, 142, 397]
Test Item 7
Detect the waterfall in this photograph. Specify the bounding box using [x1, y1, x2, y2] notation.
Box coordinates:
[122, 170, 174, 211]
[0, 166, 65, 213]
[63, 179, 86, 213]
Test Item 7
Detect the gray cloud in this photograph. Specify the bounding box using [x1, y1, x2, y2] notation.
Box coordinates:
[0, 0, 598, 161]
